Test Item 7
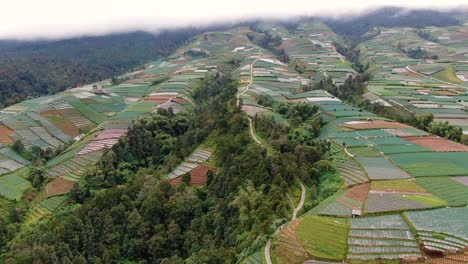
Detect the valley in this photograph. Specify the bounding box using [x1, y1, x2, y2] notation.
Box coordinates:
[0, 15, 467, 264]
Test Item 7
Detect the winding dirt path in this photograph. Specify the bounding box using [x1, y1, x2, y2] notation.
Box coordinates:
[292, 182, 306, 220]
[237, 58, 262, 145]
[265, 181, 306, 264]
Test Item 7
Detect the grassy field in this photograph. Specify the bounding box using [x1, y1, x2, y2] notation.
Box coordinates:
[370, 179, 428, 193]
[432, 67, 464, 84]
[347, 147, 381, 157]
[296, 215, 349, 261]
[400, 194, 448, 207]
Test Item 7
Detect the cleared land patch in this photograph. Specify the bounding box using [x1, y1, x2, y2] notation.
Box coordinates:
[46, 176, 76, 197]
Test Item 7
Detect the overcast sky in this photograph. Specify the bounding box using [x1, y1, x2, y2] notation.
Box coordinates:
[2, 0, 467, 40]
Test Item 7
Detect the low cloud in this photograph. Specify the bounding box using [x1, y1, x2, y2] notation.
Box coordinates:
[1, 0, 467, 40]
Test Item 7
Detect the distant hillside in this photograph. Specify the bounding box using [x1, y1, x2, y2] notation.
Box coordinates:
[324, 7, 461, 40]
[0, 29, 210, 108]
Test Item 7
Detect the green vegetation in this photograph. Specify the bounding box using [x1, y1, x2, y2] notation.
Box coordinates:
[1, 70, 332, 263]
[0, 29, 212, 108]
[370, 179, 428, 193]
[296, 215, 349, 261]
[347, 146, 381, 157]
[416, 177, 468, 206]
[432, 67, 463, 83]
[401, 194, 448, 207]
[0, 173, 31, 200]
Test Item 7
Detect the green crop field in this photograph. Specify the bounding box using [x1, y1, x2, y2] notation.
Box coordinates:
[347, 147, 381, 157]
[370, 179, 428, 193]
[405, 208, 468, 242]
[0, 173, 31, 200]
[416, 177, 468, 206]
[373, 144, 431, 154]
[389, 152, 468, 177]
[400, 194, 448, 207]
[296, 215, 349, 261]
[432, 67, 464, 84]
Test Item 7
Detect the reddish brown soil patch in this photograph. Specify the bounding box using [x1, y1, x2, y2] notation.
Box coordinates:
[81, 98, 96, 103]
[340, 120, 409, 130]
[170, 165, 210, 186]
[46, 177, 76, 197]
[0, 125, 15, 145]
[404, 136, 468, 152]
[405, 71, 422, 78]
[274, 218, 308, 264]
[55, 122, 80, 137]
[23, 191, 37, 201]
[344, 183, 369, 203]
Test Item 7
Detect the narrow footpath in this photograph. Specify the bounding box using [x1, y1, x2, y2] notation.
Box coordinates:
[265, 182, 306, 264]
[237, 58, 262, 145]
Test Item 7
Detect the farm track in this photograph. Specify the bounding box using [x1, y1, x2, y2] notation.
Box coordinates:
[237, 58, 262, 145]
[266, 182, 306, 264]
[405, 65, 467, 89]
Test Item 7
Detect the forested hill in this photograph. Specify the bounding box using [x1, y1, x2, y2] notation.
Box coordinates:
[0, 29, 211, 108]
[324, 7, 461, 40]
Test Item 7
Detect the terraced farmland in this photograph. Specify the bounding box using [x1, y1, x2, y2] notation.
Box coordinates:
[348, 215, 422, 260]
[168, 148, 213, 186]
[330, 143, 368, 186]
[296, 215, 349, 261]
[24, 195, 69, 224]
[0, 173, 31, 200]
[312, 184, 369, 217]
[405, 208, 468, 254]
[415, 177, 468, 206]
[273, 219, 308, 264]
[46, 151, 103, 179]
[76, 128, 127, 155]
[389, 152, 468, 177]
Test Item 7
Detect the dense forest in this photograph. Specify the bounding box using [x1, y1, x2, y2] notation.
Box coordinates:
[324, 7, 460, 40]
[0, 28, 220, 108]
